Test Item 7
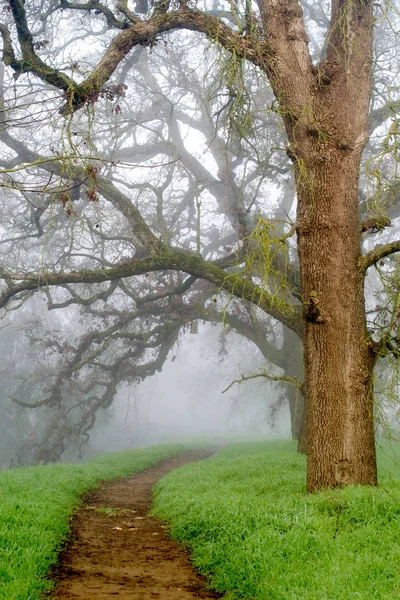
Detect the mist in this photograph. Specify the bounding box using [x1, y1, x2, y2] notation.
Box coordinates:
[86, 324, 291, 458]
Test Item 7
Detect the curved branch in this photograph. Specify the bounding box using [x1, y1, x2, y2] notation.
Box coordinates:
[60, 9, 272, 114]
[4, 1, 76, 92]
[135, 274, 198, 306]
[360, 240, 400, 273]
[0, 246, 303, 336]
[57, 0, 132, 28]
[45, 281, 119, 310]
[2, 5, 272, 115]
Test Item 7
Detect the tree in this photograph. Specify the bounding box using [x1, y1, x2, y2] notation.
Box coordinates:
[0, 0, 399, 490]
[0, 30, 305, 461]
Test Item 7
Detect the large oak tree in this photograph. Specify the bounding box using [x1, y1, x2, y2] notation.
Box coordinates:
[0, 0, 399, 489]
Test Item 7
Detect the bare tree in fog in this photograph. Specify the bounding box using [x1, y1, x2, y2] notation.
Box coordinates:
[0, 32, 304, 463]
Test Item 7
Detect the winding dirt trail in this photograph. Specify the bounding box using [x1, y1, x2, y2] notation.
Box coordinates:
[50, 449, 223, 599]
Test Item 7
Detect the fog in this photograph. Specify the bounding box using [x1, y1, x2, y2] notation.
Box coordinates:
[87, 325, 290, 458]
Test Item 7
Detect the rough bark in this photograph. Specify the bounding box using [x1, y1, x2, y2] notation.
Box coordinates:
[294, 56, 377, 490]
[297, 147, 377, 489]
[256, 0, 378, 489]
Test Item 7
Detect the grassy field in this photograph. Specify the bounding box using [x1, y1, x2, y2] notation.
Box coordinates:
[0, 442, 195, 600]
[153, 440, 400, 600]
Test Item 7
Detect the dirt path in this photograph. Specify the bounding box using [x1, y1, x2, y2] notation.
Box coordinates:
[50, 449, 223, 599]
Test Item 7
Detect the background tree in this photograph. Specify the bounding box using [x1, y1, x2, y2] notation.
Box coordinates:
[0, 29, 304, 463]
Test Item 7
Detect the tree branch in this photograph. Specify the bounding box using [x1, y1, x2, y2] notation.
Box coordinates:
[3, 1, 76, 92]
[360, 240, 400, 273]
[222, 370, 303, 393]
[2, 5, 272, 115]
[0, 130, 161, 252]
[256, 0, 313, 120]
[0, 246, 303, 336]
[58, 0, 132, 28]
[368, 100, 400, 135]
[60, 9, 272, 114]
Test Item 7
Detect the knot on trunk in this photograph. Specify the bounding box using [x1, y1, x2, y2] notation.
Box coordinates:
[303, 290, 324, 323]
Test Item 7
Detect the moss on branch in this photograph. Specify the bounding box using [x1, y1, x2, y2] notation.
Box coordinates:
[3, 1, 272, 116]
[0, 246, 302, 337]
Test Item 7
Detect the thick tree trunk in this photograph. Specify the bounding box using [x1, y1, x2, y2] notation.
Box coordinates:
[296, 149, 377, 491]
[256, 0, 376, 490]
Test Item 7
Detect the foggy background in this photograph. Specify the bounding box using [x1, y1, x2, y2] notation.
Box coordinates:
[87, 324, 290, 457]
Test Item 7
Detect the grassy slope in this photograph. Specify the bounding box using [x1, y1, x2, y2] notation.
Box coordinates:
[0, 443, 193, 600]
[153, 440, 400, 600]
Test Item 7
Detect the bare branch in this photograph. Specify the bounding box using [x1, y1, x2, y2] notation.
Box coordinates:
[0, 130, 161, 252]
[57, 0, 132, 28]
[222, 370, 303, 393]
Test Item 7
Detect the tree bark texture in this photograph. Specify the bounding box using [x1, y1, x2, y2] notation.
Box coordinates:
[297, 151, 377, 490]
[256, 0, 377, 489]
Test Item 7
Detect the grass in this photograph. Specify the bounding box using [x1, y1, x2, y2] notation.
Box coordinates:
[0, 442, 198, 600]
[4, 438, 400, 600]
[153, 440, 400, 600]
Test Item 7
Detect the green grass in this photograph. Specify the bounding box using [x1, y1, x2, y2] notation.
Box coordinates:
[153, 440, 400, 600]
[0, 442, 197, 600]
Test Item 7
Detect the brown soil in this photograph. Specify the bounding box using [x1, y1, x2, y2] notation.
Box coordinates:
[50, 449, 223, 599]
